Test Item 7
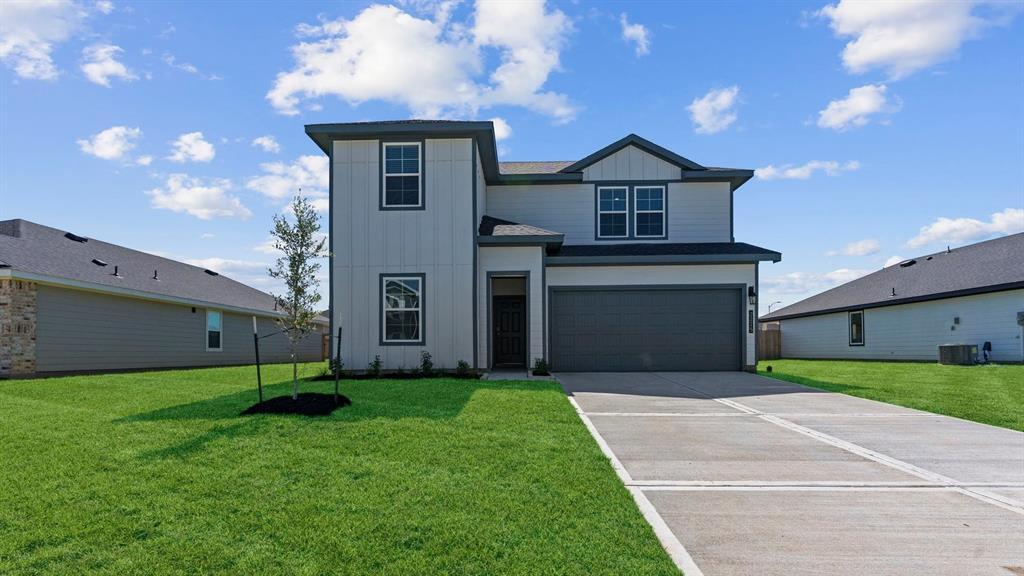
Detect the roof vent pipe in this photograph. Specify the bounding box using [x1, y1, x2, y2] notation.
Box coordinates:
[113, 265, 120, 277]
[153, 269, 159, 280]
[891, 287, 896, 297]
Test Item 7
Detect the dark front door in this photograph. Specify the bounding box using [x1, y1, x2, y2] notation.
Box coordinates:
[493, 296, 527, 368]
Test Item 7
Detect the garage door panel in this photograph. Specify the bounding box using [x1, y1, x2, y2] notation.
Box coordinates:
[550, 287, 742, 372]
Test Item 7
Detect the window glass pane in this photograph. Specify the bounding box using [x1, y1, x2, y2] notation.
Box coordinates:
[206, 310, 221, 331]
[385, 279, 420, 309]
[401, 157, 419, 173]
[385, 146, 403, 160]
[385, 159, 403, 173]
[599, 213, 627, 237]
[850, 313, 864, 344]
[384, 145, 419, 175]
[636, 188, 664, 211]
[207, 331, 221, 349]
[636, 212, 664, 236]
[385, 175, 420, 206]
[599, 188, 626, 211]
[385, 311, 420, 341]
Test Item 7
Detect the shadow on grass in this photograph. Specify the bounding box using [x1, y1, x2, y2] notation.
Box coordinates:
[121, 377, 556, 460]
[758, 370, 874, 396]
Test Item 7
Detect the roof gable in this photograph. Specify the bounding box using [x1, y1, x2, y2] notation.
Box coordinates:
[559, 134, 706, 174]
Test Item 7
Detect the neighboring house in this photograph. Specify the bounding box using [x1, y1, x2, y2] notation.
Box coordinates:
[0, 219, 327, 377]
[306, 120, 780, 372]
[760, 233, 1024, 362]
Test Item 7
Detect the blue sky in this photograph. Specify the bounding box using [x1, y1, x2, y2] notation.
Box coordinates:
[2, 0, 1022, 313]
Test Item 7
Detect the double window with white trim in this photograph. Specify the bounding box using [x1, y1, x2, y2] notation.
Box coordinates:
[382, 275, 424, 344]
[382, 143, 422, 208]
[596, 185, 666, 239]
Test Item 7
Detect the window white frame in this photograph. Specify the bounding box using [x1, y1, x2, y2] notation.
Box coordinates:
[597, 186, 629, 239]
[848, 310, 865, 346]
[381, 275, 424, 344]
[633, 185, 666, 238]
[381, 142, 422, 209]
[206, 309, 223, 352]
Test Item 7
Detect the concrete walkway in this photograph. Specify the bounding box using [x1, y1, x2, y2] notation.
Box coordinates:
[558, 372, 1024, 576]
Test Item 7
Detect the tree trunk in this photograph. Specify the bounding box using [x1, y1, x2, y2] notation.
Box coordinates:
[291, 345, 298, 400]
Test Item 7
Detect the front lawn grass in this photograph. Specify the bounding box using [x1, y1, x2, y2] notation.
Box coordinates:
[758, 359, 1024, 431]
[0, 364, 677, 575]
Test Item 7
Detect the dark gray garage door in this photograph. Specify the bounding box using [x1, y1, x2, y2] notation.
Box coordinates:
[549, 286, 742, 371]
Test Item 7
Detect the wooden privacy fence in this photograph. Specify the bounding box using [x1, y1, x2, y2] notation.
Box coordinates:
[758, 323, 781, 360]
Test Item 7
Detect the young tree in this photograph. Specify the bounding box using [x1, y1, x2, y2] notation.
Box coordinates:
[268, 196, 326, 400]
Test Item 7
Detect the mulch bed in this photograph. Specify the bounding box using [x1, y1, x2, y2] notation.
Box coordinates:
[308, 372, 482, 381]
[241, 392, 351, 417]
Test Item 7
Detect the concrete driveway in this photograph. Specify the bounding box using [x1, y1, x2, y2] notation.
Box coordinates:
[558, 372, 1024, 576]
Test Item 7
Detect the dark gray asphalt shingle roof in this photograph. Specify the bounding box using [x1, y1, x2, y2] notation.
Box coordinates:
[478, 215, 563, 237]
[498, 161, 575, 175]
[551, 242, 781, 258]
[0, 219, 283, 315]
[762, 232, 1024, 321]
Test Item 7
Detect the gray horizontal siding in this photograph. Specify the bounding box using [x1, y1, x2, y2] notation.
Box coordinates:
[485, 181, 731, 244]
[35, 285, 322, 373]
[779, 289, 1024, 362]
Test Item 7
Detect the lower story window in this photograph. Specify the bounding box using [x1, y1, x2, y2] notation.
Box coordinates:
[206, 310, 222, 351]
[382, 275, 424, 344]
[849, 310, 864, 346]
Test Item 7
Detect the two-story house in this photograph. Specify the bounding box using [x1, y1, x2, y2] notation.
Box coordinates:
[306, 120, 780, 373]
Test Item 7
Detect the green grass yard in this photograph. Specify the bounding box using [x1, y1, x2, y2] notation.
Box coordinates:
[758, 359, 1024, 431]
[0, 364, 677, 575]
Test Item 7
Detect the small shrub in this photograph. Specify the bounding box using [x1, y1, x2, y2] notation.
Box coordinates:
[329, 356, 344, 376]
[456, 359, 471, 378]
[532, 358, 551, 376]
[368, 355, 382, 378]
[420, 351, 434, 376]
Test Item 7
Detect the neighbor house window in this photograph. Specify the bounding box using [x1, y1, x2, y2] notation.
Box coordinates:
[634, 186, 665, 237]
[849, 310, 864, 346]
[206, 310, 222, 351]
[382, 275, 424, 344]
[597, 186, 628, 238]
[382, 143, 422, 208]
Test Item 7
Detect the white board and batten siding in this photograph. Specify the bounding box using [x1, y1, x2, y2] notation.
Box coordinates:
[476, 246, 545, 367]
[546, 264, 758, 367]
[485, 181, 731, 245]
[331, 138, 476, 371]
[780, 289, 1024, 362]
[580, 145, 682, 181]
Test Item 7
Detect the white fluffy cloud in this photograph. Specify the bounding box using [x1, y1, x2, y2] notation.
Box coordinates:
[884, 255, 905, 267]
[490, 117, 511, 141]
[762, 268, 871, 295]
[168, 131, 216, 163]
[135, 155, 153, 166]
[756, 160, 860, 180]
[620, 13, 650, 56]
[80, 43, 135, 86]
[0, 0, 84, 80]
[184, 257, 267, 274]
[252, 135, 281, 153]
[267, 1, 575, 122]
[687, 86, 739, 134]
[817, 84, 897, 131]
[147, 174, 251, 220]
[826, 238, 880, 256]
[817, 0, 1018, 79]
[94, 1, 114, 14]
[246, 155, 329, 203]
[906, 208, 1024, 248]
[77, 125, 141, 160]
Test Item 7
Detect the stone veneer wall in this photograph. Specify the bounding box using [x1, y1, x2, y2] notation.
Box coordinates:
[0, 279, 37, 376]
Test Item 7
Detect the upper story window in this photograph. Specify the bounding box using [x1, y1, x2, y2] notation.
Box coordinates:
[848, 310, 864, 346]
[634, 186, 665, 238]
[597, 186, 628, 238]
[382, 275, 424, 344]
[206, 310, 222, 351]
[382, 142, 422, 209]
